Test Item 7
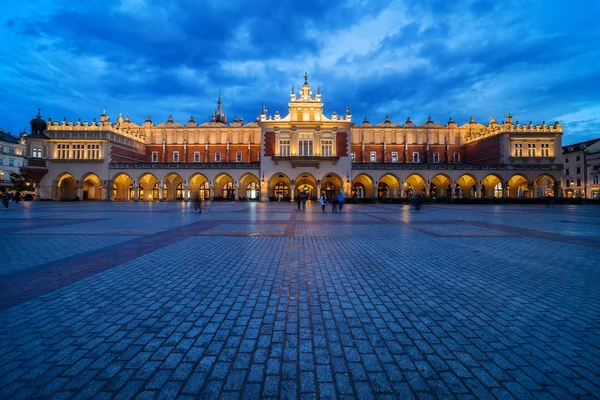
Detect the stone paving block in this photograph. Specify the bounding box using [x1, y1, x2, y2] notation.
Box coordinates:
[1, 203, 600, 398]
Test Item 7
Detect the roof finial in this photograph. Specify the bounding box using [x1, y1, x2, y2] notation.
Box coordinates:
[304, 72, 308, 83]
[317, 85, 320, 94]
[218, 89, 221, 102]
[37, 107, 41, 117]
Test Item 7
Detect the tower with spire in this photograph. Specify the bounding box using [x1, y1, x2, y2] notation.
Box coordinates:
[212, 90, 227, 124]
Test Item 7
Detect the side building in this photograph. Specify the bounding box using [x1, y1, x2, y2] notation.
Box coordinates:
[562, 139, 600, 199]
[24, 75, 565, 201]
[0, 128, 26, 190]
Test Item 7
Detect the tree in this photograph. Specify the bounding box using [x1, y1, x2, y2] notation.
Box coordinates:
[9, 168, 34, 192]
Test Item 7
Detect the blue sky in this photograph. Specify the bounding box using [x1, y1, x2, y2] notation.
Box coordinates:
[0, 0, 598, 145]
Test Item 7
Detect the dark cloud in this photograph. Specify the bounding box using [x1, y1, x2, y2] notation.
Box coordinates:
[0, 0, 599, 145]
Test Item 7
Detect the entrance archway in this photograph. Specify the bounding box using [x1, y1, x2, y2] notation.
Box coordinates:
[112, 173, 133, 201]
[82, 173, 102, 200]
[57, 173, 77, 201]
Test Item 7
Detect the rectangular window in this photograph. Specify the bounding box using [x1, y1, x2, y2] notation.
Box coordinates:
[32, 148, 42, 158]
[215, 152, 221, 162]
[194, 152, 200, 162]
[321, 140, 333, 157]
[513, 143, 523, 157]
[576, 167, 581, 174]
[173, 151, 179, 162]
[577, 178, 581, 186]
[540, 143, 550, 157]
[0, 158, 3, 165]
[593, 175, 599, 185]
[351, 152, 355, 162]
[433, 153, 439, 163]
[279, 139, 290, 156]
[236, 152, 242, 162]
[370, 152, 376, 162]
[454, 153, 460, 163]
[9, 159, 14, 166]
[566, 168, 570, 175]
[86, 144, 100, 159]
[565, 158, 569, 163]
[57, 144, 70, 159]
[298, 140, 313, 156]
[151, 151, 158, 162]
[412, 152, 419, 163]
[527, 143, 536, 157]
[391, 152, 398, 163]
[576, 155, 581, 161]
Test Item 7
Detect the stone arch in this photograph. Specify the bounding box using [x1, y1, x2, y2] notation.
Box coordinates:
[112, 173, 134, 201]
[189, 173, 209, 201]
[81, 172, 102, 200]
[164, 173, 184, 201]
[379, 173, 400, 198]
[268, 172, 291, 200]
[319, 172, 342, 200]
[430, 173, 452, 198]
[138, 173, 159, 201]
[534, 174, 558, 198]
[405, 173, 426, 197]
[507, 174, 529, 198]
[215, 173, 234, 200]
[456, 174, 478, 199]
[239, 173, 260, 200]
[352, 173, 375, 198]
[57, 172, 77, 201]
[481, 174, 504, 198]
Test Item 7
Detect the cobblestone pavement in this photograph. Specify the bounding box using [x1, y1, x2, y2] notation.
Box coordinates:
[1, 201, 599, 399]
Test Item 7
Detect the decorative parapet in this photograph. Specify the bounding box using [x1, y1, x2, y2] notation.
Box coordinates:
[51, 159, 105, 163]
[109, 162, 261, 169]
[271, 156, 340, 168]
[351, 163, 563, 171]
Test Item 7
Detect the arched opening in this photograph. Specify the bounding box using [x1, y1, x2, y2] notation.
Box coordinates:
[405, 174, 426, 196]
[320, 173, 343, 200]
[164, 173, 183, 201]
[112, 173, 133, 201]
[431, 174, 451, 198]
[296, 173, 318, 200]
[138, 173, 158, 201]
[457, 174, 477, 199]
[534, 174, 557, 198]
[352, 182, 366, 198]
[273, 181, 290, 200]
[215, 173, 234, 200]
[58, 174, 77, 201]
[507, 174, 528, 198]
[222, 182, 234, 199]
[377, 182, 390, 198]
[189, 173, 209, 201]
[482, 174, 503, 198]
[246, 182, 259, 200]
[82, 173, 102, 200]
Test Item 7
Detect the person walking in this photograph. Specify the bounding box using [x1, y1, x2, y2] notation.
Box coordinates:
[331, 195, 337, 212]
[336, 192, 345, 212]
[296, 194, 302, 210]
[320, 194, 327, 212]
[1, 189, 9, 210]
[193, 194, 202, 213]
[302, 193, 307, 210]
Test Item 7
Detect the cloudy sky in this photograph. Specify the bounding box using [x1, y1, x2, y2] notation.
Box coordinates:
[0, 0, 598, 145]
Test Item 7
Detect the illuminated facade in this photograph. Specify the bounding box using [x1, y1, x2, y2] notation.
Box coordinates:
[24, 74, 565, 201]
[0, 129, 26, 189]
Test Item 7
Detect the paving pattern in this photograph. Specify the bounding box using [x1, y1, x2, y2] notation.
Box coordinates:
[0, 201, 599, 399]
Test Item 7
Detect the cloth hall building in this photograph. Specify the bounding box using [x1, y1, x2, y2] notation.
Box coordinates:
[23, 75, 564, 202]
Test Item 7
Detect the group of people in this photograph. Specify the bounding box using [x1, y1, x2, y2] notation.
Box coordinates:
[1, 188, 22, 209]
[297, 192, 346, 212]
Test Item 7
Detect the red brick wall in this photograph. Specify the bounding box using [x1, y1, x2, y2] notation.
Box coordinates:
[336, 132, 348, 156]
[142, 144, 260, 163]
[111, 146, 146, 163]
[264, 132, 275, 157]
[464, 136, 501, 164]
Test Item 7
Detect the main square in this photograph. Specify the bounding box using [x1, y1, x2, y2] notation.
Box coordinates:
[1, 202, 599, 398]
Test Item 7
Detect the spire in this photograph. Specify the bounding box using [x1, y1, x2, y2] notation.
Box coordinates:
[304, 72, 308, 84]
[214, 91, 226, 124]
